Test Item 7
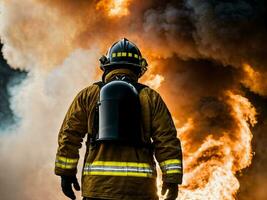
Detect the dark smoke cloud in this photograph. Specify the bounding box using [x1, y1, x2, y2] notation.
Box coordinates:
[142, 0, 267, 95]
[186, 0, 267, 66]
[147, 0, 267, 64]
[152, 57, 241, 118]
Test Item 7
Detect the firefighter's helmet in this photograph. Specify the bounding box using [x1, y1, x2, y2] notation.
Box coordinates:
[99, 38, 148, 77]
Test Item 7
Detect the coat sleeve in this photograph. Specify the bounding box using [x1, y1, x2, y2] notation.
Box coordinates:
[151, 91, 183, 184]
[55, 89, 88, 176]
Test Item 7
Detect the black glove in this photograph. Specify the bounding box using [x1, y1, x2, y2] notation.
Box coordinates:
[161, 182, 179, 200]
[61, 175, 80, 200]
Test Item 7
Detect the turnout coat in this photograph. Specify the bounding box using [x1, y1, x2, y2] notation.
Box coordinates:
[55, 69, 183, 200]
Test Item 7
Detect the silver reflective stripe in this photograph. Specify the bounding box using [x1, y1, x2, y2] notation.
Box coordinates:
[83, 161, 156, 177]
[161, 164, 182, 171]
[84, 166, 153, 173]
[55, 156, 78, 169]
[160, 159, 182, 174]
[164, 166, 182, 170]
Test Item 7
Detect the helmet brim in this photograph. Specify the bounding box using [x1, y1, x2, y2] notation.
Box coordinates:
[101, 62, 142, 71]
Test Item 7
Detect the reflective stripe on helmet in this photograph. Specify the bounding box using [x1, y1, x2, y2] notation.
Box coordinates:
[110, 51, 141, 59]
[83, 161, 156, 178]
[55, 156, 79, 169]
[160, 159, 182, 174]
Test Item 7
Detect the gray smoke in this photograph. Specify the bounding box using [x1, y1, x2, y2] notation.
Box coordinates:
[142, 0, 267, 95]
[0, 43, 26, 129]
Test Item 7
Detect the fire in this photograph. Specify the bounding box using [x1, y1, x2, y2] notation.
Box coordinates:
[226, 91, 257, 170]
[139, 59, 257, 199]
[242, 63, 267, 96]
[144, 74, 165, 90]
[96, 0, 132, 17]
[242, 63, 261, 91]
[172, 91, 257, 200]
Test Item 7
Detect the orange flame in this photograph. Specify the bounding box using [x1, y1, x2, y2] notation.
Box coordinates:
[96, 0, 132, 17]
[144, 74, 165, 90]
[242, 63, 267, 96]
[173, 91, 257, 200]
[139, 58, 257, 199]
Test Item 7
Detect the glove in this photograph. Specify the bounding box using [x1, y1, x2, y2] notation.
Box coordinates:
[61, 175, 80, 200]
[161, 182, 179, 200]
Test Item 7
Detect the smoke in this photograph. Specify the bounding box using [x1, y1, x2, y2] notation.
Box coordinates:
[0, 47, 99, 199]
[0, 0, 267, 199]
[0, 43, 26, 129]
[142, 0, 267, 95]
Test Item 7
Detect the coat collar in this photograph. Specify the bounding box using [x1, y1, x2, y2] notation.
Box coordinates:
[104, 69, 138, 83]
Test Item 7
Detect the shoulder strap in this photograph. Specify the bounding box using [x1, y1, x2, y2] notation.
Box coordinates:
[132, 82, 148, 93]
[90, 81, 104, 145]
[94, 81, 147, 94]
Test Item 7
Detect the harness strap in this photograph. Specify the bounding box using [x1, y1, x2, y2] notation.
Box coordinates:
[89, 82, 104, 145]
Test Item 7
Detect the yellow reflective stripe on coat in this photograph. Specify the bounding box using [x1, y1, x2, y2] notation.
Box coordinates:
[160, 159, 182, 174]
[83, 161, 156, 178]
[83, 171, 152, 177]
[89, 161, 151, 168]
[55, 156, 78, 169]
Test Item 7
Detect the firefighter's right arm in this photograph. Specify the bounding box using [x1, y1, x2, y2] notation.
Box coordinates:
[55, 88, 89, 177]
[151, 91, 183, 184]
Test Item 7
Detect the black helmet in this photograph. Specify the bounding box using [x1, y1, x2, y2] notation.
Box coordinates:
[99, 38, 148, 77]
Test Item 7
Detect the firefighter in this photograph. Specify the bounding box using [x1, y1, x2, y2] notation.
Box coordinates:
[55, 38, 183, 200]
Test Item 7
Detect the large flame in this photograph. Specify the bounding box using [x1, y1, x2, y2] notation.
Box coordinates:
[166, 91, 256, 200]
[145, 65, 257, 199]
[142, 56, 257, 200]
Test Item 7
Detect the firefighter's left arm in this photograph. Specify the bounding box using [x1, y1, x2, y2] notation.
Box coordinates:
[55, 88, 89, 176]
[151, 91, 183, 184]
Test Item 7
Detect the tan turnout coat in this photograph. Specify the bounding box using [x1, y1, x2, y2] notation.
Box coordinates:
[55, 69, 183, 200]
